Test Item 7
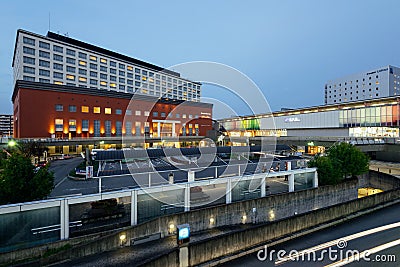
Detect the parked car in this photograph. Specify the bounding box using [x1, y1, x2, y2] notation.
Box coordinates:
[35, 161, 47, 168]
[58, 154, 73, 160]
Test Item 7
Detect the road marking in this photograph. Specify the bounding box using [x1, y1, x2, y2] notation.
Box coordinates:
[275, 221, 400, 265]
[54, 176, 68, 188]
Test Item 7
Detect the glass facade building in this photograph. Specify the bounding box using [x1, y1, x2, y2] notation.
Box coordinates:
[220, 96, 400, 138]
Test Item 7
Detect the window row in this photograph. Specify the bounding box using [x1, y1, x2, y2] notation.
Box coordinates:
[54, 119, 123, 136]
[55, 104, 123, 115]
[54, 104, 200, 119]
[54, 118, 200, 137]
[328, 76, 381, 88]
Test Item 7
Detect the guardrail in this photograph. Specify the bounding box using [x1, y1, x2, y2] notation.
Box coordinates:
[0, 167, 317, 253]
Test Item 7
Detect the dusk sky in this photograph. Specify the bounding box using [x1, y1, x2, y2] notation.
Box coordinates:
[1, 0, 400, 117]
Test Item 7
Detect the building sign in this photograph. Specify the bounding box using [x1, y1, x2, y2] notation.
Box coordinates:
[284, 117, 301, 123]
[241, 118, 260, 130]
[86, 166, 94, 179]
[177, 224, 190, 245]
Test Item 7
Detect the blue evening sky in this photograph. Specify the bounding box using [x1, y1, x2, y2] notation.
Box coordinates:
[0, 0, 399, 117]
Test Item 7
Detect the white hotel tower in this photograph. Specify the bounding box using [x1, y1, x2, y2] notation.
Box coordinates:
[12, 29, 201, 102]
[325, 65, 400, 105]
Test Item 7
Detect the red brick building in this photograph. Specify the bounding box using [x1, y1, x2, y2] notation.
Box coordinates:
[12, 81, 212, 139]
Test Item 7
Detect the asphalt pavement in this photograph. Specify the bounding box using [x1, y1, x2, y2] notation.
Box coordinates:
[48, 157, 84, 197]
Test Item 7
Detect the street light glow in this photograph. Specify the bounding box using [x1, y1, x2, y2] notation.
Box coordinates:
[8, 140, 16, 147]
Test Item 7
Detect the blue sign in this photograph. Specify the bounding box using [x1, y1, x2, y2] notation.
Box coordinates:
[177, 224, 190, 245]
[178, 227, 190, 240]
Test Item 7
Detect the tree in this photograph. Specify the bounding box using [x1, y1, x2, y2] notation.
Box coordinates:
[0, 153, 54, 205]
[308, 155, 342, 185]
[308, 142, 369, 185]
[18, 141, 48, 164]
[326, 142, 369, 179]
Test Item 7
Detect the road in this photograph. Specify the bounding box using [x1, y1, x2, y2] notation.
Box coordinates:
[224, 202, 400, 267]
[48, 157, 84, 197]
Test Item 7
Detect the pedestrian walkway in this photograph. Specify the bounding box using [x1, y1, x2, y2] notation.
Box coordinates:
[53, 224, 254, 266]
[369, 160, 400, 177]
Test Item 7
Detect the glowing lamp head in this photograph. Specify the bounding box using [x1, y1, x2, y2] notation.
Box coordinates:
[8, 140, 16, 147]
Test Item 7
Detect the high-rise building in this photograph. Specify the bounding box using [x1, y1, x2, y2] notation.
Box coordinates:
[12, 29, 201, 102]
[324, 65, 400, 105]
[0, 114, 13, 137]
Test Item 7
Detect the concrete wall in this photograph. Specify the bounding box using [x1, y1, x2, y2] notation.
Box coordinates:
[270, 110, 340, 129]
[359, 170, 400, 190]
[186, 188, 400, 266]
[287, 128, 349, 137]
[0, 179, 357, 266]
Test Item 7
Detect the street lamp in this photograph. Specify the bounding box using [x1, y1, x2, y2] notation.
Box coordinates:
[8, 140, 16, 147]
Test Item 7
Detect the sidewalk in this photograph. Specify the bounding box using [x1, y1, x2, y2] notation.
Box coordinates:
[369, 160, 400, 177]
[51, 224, 253, 267]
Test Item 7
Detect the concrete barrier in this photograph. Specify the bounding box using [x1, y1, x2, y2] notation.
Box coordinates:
[0, 173, 393, 266]
[359, 170, 400, 190]
[187, 189, 400, 266]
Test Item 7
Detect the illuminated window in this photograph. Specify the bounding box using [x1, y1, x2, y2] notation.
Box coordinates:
[66, 74, 75, 80]
[54, 81, 63, 85]
[55, 119, 63, 131]
[90, 55, 97, 61]
[69, 119, 76, 131]
[81, 106, 89, 113]
[144, 111, 150, 116]
[142, 76, 147, 81]
[100, 58, 107, 64]
[142, 89, 148, 94]
[127, 65, 133, 71]
[79, 60, 87, 66]
[93, 107, 101, 114]
[135, 110, 141, 116]
[79, 77, 87, 82]
[105, 108, 112, 114]
[100, 81, 107, 86]
[110, 83, 116, 88]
